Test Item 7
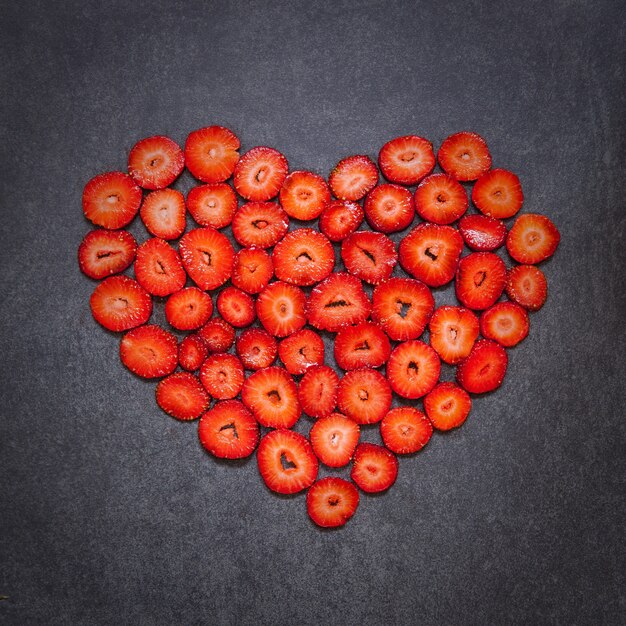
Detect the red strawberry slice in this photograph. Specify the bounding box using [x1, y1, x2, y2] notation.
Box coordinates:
[184, 126, 240, 183]
[414, 173, 468, 225]
[437, 131, 492, 181]
[424, 382, 472, 430]
[231, 202, 289, 249]
[133, 238, 186, 297]
[350, 443, 398, 493]
[506, 213, 560, 264]
[506, 264, 548, 311]
[472, 168, 523, 219]
[78, 229, 137, 280]
[119, 324, 178, 379]
[178, 227, 234, 291]
[337, 368, 392, 424]
[156, 372, 210, 421]
[334, 321, 391, 370]
[198, 400, 260, 459]
[378, 135, 435, 185]
[178, 334, 209, 372]
[232, 247, 274, 294]
[386, 340, 441, 399]
[306, 477, 359, 528]
[256, 281, 307, 338]
[235, 328, 278, 370]
[480, 301, 530, 347]
[279, 170, 331, 220]
[428, 305, 480, 364]
[456, 339, 508, 394]
[233, 146, 289, 201]
[328, 155, 378, 201]
[455, 252, 507, 310]
[256, 429, 318, 495]
[278, 329, 324, 375]
[364, 184, 414, 233]
[309, 413, 360, 468]
[165, 287, 213, 331]
[82, 171, 142, 229]
[187, 183, 238, 229]
[297, 365, 339, 418]
[380, 407, 433, 454]
[458, 214, 507, 251]
[90, 275, 152, 332]
[319, 199, 364, 241]
[341, 231, 397, 285]
[127, 135, 184, 190]
[198, 317, 235, 353]
[371, 277, 434, 341]
[200, 353, 245, 400]
[217, 286, 256, 328]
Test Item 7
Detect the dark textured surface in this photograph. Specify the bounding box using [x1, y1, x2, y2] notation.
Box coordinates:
[1, 1, 625, 624]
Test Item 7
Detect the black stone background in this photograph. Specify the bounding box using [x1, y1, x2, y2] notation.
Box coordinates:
[1, 1, 624, 624]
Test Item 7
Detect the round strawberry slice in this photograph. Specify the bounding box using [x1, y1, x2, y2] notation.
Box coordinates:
[165, 287, 213, 331]
[279, 170, 331, 220]
[200, 353, 245, 400]
[256, 281, 307, 338]
[198, 317, 235, 353]
[90, 275, 152, 332]
[472, 168, 523, 219]
[156, 372, 210, 421]
[278, 329, 324, 375]
[334, 322, 391, 370]
[179, 227, 234, 291]
[297, 366, 339, 418]
[309, 413, 360, 468]
[424, 382, 472, 430]
[134, 238, 186, 297]
[329, 155, 379, 201]
[337, 368, 392, 425]
[232, 247, 274, 294]
[184, 126, 240, 183]
[350, 443, 398, 493]
[437, 131, 492, 181]
[256, 429, 318, 495]
[272, 229, 335, 286]
[505, 264, 548, 311]
[82, 171, 142, 230]
[186, 183, 238, 229]
[428, 305, 480, 364]
[378, 135, 435, 185]
[364, 184, 414, 233]
[386, 340, 441, 399]
[306, 477, 359, 528]
[381, 407, 433, 455]
[178, 334, 208, 372]
[119, 324, 178, 379]
[231, 202, 289, 249]
[480, 302, 530, 347]
[236, 328, 278, 370]
[198, 400, 260, 460]
[506, 213, 560, 264]
[341, 231, 397, 285]
[458, 214, 507, 251]
[217, 287, 256, 328]
[319, 199, 364, 241]
[414, 173, 468, 225]
[456, 339, 508, 394]
[233, 146, 289, 201]
[455, 252, 507, 310]
[78, 229, 137, 280]
[128, 135, 184, 190]
[241, 367, 301, 428]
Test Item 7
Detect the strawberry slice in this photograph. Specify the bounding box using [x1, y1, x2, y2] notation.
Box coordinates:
[309, 414, 360, 468]
[156, 372, 210, 421]
[350, 443, 398, 493]
[235, 328, 278, 370]
[272, 229, 335, 286]
[458, 214, 507, 251]
[472, 168, 523, 219]
[178, 334, 209, 372]
[279, 170, 331, 220]
[337, 368, 392, 425]
[216, 286, 256, 328]
[380, 407, 433, 454]
[256, 429, 318, 495]
[165, 287, 213, 331]
[480, 301, 530, 347]
[200, 353, 245, 400]
[233, 146, 289, 201]
[424, 382, 472, 430]
[297, 366, 339, 418]
[187, 183, 238, 229]
[119, 324, 178, 379]
[378, 135, 435, 185]
[364, 184, 414, 233]
[232, 247, 274, 294]
[455, 252, 507, 310]
[456, 339, 508, 394]
[134, 238, 186, 297]
[231, 202, 289, 249]
[127, 135, 184, 190]
[341, 231, 397, 285]
[414, 173, 468, 225]
[78, 229, 137, 280]
[386, 340, 441, 399]
[506, 213, 560, 264]
[437, 131, 492, 181]
[319, 199, 364, 241]
[198, 400, 260, 459]
[428, 305, 480, 364]
[256, 281, 307, 338]
[306, 477, 359, 528]
[90, 275, 152, 332]
[184, 126, 240, 183]
[178, 227, 234, 291]
[329, 155, 378, 201]
[505, 264, 548, 311]
[82, 171, 142, 229]
[334, 322, 391, 370]
[278, 329, 324, 375]
[197, 317, 235, 353]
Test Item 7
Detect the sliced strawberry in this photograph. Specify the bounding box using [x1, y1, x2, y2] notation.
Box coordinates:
[179, 334, 209, 371]
[216, 286, 256, 328]
[198, 400, 260, 459]
[319, 199, 364, 242]
[119, 324, 178, 379]
[235, 328, 278, 370]
[197, 317, 235, 353]
[459, 214, 507, 251]
[279, 170, 331, 220]
[414, 173, 468, 225]
[505, 264, 548, 311]
[82, 171, 142, 229]
[328, 155, 378, 201]
[380, 407, 433, 455]
[165, 287, 213, 331]
[472, 168, 523, 219]
[233, 146, 289, 201]
[424, 382, 472, 430]
[184, 126, 240, 183]
[480, 301, 530, 347]
[307, 273, 371, 332]
[256, 281, 307, 338]
[399, 223, 464, 287]
[78, 229, 137, 280]
[232, 247, 274, 294]
[231, 202, 289, 249]
[178, 227, 234, 290]
[200, 353, 245, 400]
[341, 231, 397, 285]
[334, 322, 391, 370]
[272, 229, 335, 286]
[455, 252, 507, 310]
[156, 372, 210, 421]
[306, 477, 359, 528]
[371, 277, 434, 341]
[337, 368, 392, 425]
[309, 414, 360, 468]
[456, 339, 508, 394]
[364, 184, 414, 233]
[506, 213, 560, 264]
[297, 365, 339, 418]
[90, 275, 152, 332]
[350, 443, 398, 493]
[186, 183, 238, 229]
[127, 135, 184, 190]
[278, 329, 324, 375]
[256, 429, 318, 495]
[378, 135, 435, 185]
[428, 305, 480, 364]
[133, 238, 186, 297]
[241, 366, 301, 428]
[386, 340, 441, 399]
[437, 131, 492, 181]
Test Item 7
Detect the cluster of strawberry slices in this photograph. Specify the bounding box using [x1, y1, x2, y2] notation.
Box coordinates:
[79, 126, 560, 528]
